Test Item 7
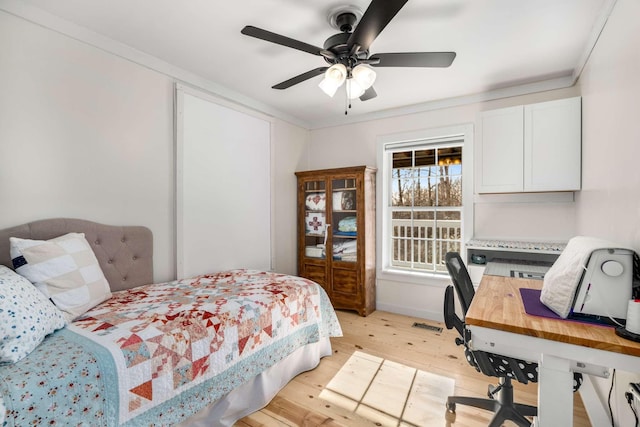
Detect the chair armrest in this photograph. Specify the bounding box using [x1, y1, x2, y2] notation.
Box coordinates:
[444, 285, 464, 337]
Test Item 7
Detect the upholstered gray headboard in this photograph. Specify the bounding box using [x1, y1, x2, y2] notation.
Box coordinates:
[0, 218, 153, 292]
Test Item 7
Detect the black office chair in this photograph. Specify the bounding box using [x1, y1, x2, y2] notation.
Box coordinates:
[443, 252, 582, 427]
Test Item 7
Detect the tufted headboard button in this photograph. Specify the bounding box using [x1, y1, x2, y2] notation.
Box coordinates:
[132, 256, 137, 261]
[121, 237, 126, 243]
[95, 240, 100, 245]
[108, 259, 113, 264]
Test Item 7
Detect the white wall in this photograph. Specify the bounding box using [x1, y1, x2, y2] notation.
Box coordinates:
[306, 0, 640, 422]
[0, 10, 309, 282]
[272, 119, 311, 275]
[575, 0, 640, 424]
[576, 0, 640, 248]
[308, 88, 580, 320]
[0, 11, 175, 281]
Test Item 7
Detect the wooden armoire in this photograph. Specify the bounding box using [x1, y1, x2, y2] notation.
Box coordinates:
[295, 166, 376, 316]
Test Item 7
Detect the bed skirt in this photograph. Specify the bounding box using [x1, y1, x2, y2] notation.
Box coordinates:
[178, 337, 332, 426]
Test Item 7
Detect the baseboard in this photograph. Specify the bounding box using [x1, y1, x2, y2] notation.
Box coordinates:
[376, 302, 442, 323]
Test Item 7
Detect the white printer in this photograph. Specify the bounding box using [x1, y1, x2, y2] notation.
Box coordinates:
[541, 236, 634, 324]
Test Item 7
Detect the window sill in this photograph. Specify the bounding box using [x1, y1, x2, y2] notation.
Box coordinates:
[378, 268, 452, 287]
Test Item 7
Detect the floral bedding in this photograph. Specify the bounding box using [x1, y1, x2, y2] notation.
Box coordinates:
[0, 269, 342, 426]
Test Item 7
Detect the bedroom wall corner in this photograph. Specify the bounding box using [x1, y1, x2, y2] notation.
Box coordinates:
[574, 0, 640, 424]
[271, 120, 311, 276]
[575, 0, 640, 251]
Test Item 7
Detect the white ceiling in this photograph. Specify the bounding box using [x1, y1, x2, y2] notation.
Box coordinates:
[8, 0, 613, 128]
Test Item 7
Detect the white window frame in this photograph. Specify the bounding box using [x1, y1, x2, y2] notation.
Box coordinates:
[376, 124, 474, 283]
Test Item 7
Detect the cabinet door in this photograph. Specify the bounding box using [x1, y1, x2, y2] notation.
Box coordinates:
[331, 266, 359, 305]
[476, 106, 524, 193]
[330, 176, 358, 264]
[300, 178, 328, 289]
[524, 97, 581, 191]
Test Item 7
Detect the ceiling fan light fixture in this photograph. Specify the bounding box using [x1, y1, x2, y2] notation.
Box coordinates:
[346, 78, 366, 99]
[319, 78, 340, 97]
[319, 64, 347, 97]
[352, 64, 376, 90]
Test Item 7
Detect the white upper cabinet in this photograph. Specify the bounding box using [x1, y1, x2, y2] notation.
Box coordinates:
[476, 97, 582, 194]
[476, 105, 525, 193]
[523, 98, 582, 191]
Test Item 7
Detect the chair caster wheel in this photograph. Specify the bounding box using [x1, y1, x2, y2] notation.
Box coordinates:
[445, 403, 457, 423]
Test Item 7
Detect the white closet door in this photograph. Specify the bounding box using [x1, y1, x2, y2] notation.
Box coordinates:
[176, 87, 271, 278]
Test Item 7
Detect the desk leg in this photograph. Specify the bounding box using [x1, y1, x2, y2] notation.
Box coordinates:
[537, 354, 573, 427]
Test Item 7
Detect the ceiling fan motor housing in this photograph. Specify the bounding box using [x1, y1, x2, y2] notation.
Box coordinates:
[323, 32, 350, 54]
[323, 30, 368, 67]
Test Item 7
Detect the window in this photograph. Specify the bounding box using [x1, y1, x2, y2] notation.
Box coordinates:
[378, 125, 473, 277]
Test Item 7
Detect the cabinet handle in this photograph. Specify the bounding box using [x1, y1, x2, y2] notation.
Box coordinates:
[324, 224, 331, 246]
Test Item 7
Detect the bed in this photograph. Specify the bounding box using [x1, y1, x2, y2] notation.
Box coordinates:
[0, 218, 342, 426]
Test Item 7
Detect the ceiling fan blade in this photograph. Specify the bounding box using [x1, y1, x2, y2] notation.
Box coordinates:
[347, 0, 408, 52]
[359, 86, 377, 101]
[272, 67, 328, 90]
[370, 52, 456, 67]
[241, 25, 324, 56]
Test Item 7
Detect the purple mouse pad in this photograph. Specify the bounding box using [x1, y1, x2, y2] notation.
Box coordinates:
[519, 288, 615, 327]
[519, 288, 563, 319]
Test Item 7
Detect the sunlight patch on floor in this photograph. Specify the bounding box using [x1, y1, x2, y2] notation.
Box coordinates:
[319, 351, 455, 427]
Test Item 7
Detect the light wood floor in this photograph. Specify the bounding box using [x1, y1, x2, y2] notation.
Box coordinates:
[235, 310, 591, 427]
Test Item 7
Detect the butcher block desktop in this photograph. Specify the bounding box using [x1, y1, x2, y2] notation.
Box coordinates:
[466, 274, 640, 426]
[466, 276, 640, 356]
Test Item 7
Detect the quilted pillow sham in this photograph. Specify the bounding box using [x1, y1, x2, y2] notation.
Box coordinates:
[10, 232, 112, 322]
[0, 265, 66, 364]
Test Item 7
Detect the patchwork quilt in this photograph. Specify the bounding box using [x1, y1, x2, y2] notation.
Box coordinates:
[0, 269, 342, 426]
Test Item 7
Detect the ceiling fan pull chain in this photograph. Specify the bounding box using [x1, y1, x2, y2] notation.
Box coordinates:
[344, 82, 348, 115]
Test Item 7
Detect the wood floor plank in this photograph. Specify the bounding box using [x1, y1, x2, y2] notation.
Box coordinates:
[236, 310, 591, 427]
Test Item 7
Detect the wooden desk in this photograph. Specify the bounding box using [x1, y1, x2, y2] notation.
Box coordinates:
[466, 275, 640, 426]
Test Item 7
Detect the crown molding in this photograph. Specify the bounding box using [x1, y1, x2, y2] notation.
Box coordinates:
[1, 0, 617, 131]
[0, 0, 311, 129]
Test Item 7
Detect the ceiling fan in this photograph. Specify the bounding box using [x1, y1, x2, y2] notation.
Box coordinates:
[241, 0, 456, 106]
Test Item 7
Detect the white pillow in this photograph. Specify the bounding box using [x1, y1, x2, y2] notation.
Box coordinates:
[0, 265, 66, 364]
[10, 232, 112, 322]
